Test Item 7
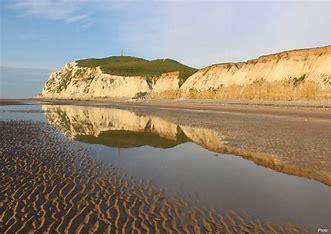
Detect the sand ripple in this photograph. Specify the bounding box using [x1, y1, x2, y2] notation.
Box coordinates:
[0, 121, 308, 233]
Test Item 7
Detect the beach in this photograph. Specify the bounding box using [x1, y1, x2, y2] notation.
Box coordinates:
[1, 99, 330, 232]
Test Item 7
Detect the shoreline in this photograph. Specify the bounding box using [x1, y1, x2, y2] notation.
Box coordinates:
[1, 97, 331, 108]
[1, 98, 331, 123]
[30, 98, 331, 122]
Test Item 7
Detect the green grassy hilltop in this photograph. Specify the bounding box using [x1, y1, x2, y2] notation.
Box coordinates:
[76, 56, 197, 84]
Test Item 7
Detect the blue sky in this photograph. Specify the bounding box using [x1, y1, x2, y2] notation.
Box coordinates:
[2, 0, 331, 69]
[0, 0, 330, 98]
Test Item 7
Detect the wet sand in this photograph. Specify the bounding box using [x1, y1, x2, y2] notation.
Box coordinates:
[0, 120, 309, 233]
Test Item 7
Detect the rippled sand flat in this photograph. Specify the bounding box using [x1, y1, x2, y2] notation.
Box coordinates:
[0, 121, 308, 233]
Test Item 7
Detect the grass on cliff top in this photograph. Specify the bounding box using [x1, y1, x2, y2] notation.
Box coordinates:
[76, 56, 197, 84]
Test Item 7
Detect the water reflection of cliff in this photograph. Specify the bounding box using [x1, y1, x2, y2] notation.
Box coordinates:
[42, 105, 331, 186]
[42, 105, 225, 150]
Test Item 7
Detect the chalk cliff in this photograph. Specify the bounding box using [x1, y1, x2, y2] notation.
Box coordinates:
[40, 56, 196, 99]
[40, 45, 331, 100]
[180, 45, 331, 100]
[41, 62, 182, 99]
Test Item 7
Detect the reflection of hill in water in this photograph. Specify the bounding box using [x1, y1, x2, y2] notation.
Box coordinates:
[42, 105, 224, 150]
[77, 128, 190, 148]
[42, 104, 331, 186]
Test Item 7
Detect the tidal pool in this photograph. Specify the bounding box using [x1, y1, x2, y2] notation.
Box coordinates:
[1, 104, 330, 228]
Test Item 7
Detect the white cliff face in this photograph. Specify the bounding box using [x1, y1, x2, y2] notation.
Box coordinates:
[41, 62, 152, 99]
[41, 62, 181, 99]
[180, 45, 331, 99]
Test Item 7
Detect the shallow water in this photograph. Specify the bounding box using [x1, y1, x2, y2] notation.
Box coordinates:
[1, 104, 330, 228]
[0, 104, 46, 121]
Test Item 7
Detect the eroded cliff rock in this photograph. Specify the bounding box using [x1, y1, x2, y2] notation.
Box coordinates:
[180, 45, 331, 100]
[41, 62, 181, 99]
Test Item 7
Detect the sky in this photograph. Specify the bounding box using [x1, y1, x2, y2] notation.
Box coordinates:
[0, 0, 331, 98]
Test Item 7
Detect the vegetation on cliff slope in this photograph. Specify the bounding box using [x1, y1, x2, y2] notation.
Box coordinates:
[76, 56, 197, 84]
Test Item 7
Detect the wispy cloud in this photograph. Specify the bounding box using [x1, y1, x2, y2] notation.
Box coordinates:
[9, 0, 127, 25]
[66, 14, 89, 23]
[11, 0, 85, 22]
